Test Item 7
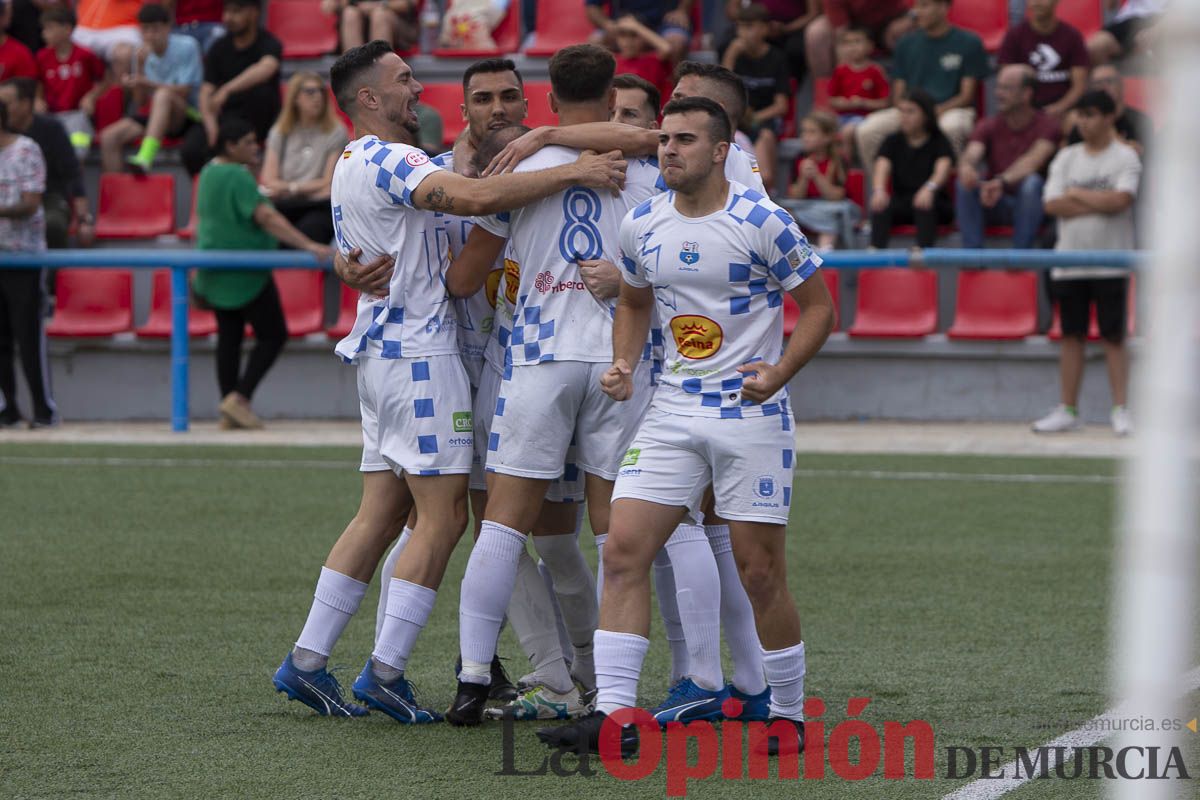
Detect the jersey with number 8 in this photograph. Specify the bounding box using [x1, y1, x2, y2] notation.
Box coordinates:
[474, 145, 660, 365]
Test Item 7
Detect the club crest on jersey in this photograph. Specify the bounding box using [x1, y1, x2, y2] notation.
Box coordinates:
[670, 315, 723, 360]
[679, 241, 700, 266]
[754, 475, 777, 499]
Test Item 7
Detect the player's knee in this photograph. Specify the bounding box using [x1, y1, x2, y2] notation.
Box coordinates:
[600, 534, 645, 582]
[737, 552, 784, 605]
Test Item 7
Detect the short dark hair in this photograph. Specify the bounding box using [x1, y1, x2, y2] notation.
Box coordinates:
[548, 44, 615, 104]
[462, 58, 523, 93]
[137, 3, 171, 25]
[613, 73, 660, 117]
[222, 0, 260, 10]
[672, 61, 748, 124]
[216, 115, 256, 153]
[1075, 88, 1117, 115]
[900, 88, 940, 137]
[473, 124, 532, 174]
[330, 39, 393, 116]
[40, 6, 76, 27]
[662, 96, 732, 144]
[737, 3, 771, 23]
[1, 77, 37, 103]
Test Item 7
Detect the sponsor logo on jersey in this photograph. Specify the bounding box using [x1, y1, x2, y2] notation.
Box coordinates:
[447, 436, 473, 448]
[503, 259, 521, 306]
[670, 315, 723, 360]
[405, 150, 430, 167]
[452, 411, 473, 433]
[679, 241, 700, 266]
[620, 448, 640, 467]
[486, 268, 504, 309]
[754, 475, 777, 499]
[535, 271, 554, 293]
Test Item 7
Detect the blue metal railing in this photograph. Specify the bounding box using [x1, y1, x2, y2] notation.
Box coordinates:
[0, 248, 1144, 432]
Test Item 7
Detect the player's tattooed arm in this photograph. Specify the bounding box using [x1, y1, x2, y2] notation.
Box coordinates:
[422, 183, 455, 213]
[412, 154, 625, 216]
[484, 123, 657, 176]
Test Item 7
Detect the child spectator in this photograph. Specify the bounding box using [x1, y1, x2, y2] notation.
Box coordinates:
[0, 1, 36, 81]
[35, 6, 105, 159]
[99, 3, 202, 173]
[323, 0, 417, 53]
[259, 72, 347, 245]
[827, 25, 887, 161]
[785, 110, 859, 249]
[868, 89, 954, 249]
[612, 14, 673, 101]
[722, 3, 790, 190]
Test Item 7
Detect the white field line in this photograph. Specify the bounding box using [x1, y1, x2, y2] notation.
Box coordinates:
[941, 665, 1200, 800]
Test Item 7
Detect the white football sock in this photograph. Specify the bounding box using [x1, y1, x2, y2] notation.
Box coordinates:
[594, 532, 608, 604]
[372, 578, 436, 674]
[293, 567, 369, 670]
[507, 548, 573, 692]
[652, 548, 689, 684]
[374, 526, 413, 644]
[665, 524, 723, 690]
[762, 641, 806, 719]
[538, 558, 573, 665]
[707, 523, 767, 695]
[532, 532, 598, 687]
[593, 629, 649, 716]
[459, 520, 526, 685]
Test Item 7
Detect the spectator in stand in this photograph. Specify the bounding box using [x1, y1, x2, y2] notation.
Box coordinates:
[182, 0, 282, 176]
[827, 25, 888, 162]
[259, 72, 347, 245]
[99, 3, 202, 173]
[192, 115, 332, 430]
[805, 0, 914, 78]
[1066, 64, 1149, 157]
[324, 0, 417, 54]
[587, 0, 693, 63]
[72, 0, 141, 80]
[956, 65, 1059, 249]
[0, 97, 55, 428]
[35, 6, 106, 159]
[1088, 0, 1166, 66]
[0, 77, 94, 248]
[722, 3, 789, 190]
[868, 89, 954, 249]
[613, 14, 674, 101]
[0, 1, 36, 81]
[439, 0, 510, 50]
[855, 0, 988, 173]
[785, 109, 859, 249]
[997, 0, 1088, 120]
[1035, 90, 1140, 437]
[611, 72, 660, 130]
[7, 0, 43, 53]
[721, 0, 819, 82]
[169, 0, 226, 53]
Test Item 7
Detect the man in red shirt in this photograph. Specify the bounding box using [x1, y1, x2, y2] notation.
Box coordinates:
[955, 65, 1060, 248]
[0, 1, 37, 82]
[35, 6, 106, 158]
[805, 0, 913, 77]
[998, 0, 1088, 118]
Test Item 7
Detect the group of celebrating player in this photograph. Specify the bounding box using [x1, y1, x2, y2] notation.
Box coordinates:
[270, 38, 834, 757]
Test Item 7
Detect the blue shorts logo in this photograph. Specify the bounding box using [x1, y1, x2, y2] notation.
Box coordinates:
[754, 475, 777, 499]
[679, 241, 699, 266]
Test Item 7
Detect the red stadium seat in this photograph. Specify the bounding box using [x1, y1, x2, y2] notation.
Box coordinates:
[948, 0, 1009, 52]
[136, 269, 218, 338]
[523, 81, 559, 128]
[47, 269, 134, 337]
[327, 283, 360, 339]
[420, 83, 465, 146]
[95, 173, 176, 240]
[946, 269, 1038, 339]
[433, 2, 521, 57]
[1055, 0, 1103, 39]
[783, 269, 840, 335]
[526, 0, 594, 57]
[177, 180, 199, 240]
[848, 268, 938, 338]
[267, 0, 338, 59]
[274, 270, 326, 336]
[1123, 76, 1160, 126]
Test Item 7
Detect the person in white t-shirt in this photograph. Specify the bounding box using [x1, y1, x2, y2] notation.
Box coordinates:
[537, 96, 834, 757]
[271, 40, 626, 725]
[1034, 89, 1140, 437]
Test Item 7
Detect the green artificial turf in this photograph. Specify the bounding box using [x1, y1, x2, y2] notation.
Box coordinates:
[0, 444, 1195, 799]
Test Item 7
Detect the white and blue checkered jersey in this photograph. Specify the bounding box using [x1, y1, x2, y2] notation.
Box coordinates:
[618, 181, 822, 419]
[474, 145, 661, 365]
[331, 136, 457, 363]
[430, 150, 503, 386]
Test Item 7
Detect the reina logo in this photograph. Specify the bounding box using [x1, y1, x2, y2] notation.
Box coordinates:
[485, 269, 504, 310]
[670, 315, 723, 360]
[502, 259, 521, 305]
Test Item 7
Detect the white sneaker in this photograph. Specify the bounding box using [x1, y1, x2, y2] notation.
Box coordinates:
[1111, 406, 1133, 437]
[483, 684, 590, 721]
[1032, 404, 1082, 433]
